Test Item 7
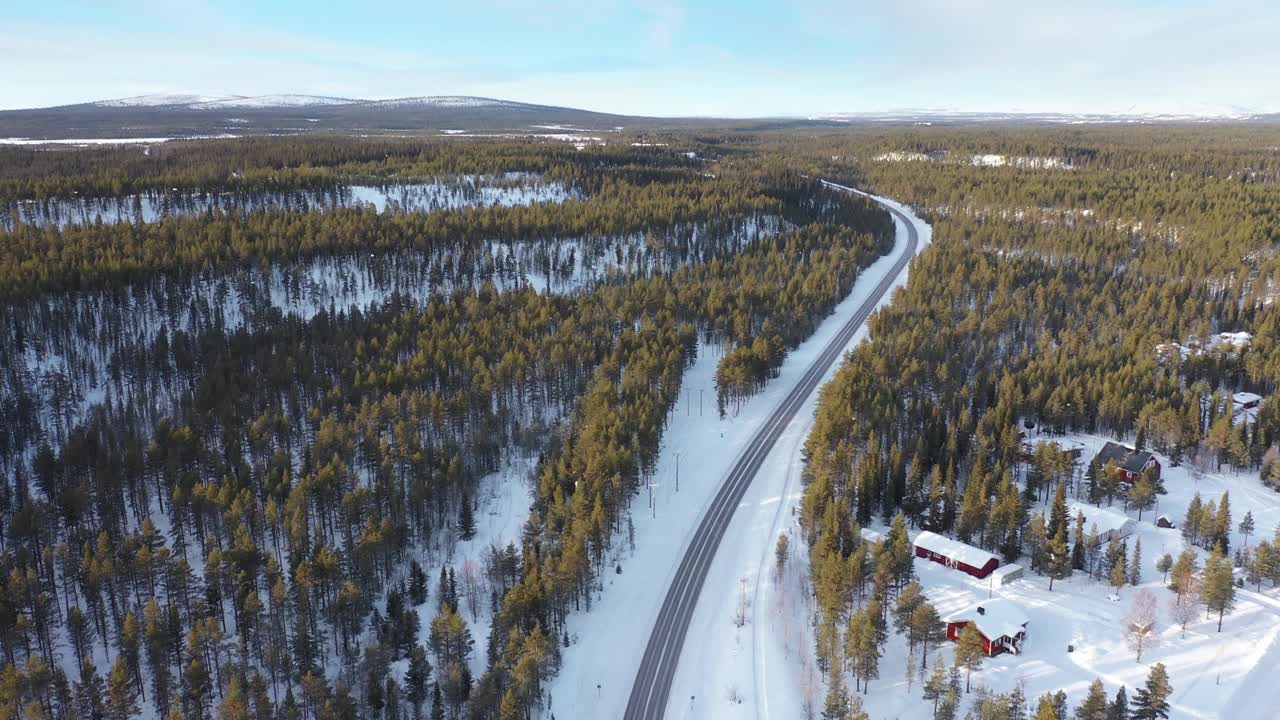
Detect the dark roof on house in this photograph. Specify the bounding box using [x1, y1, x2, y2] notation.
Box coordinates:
[1095, 441, 1154, 474]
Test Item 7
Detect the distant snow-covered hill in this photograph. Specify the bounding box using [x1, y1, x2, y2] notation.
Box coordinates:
[1, 92, 1273, 142]
[94, 93, 248, 108]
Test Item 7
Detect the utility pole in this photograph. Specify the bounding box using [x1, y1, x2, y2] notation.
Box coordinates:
[649, 480, 659, 518]
[699, 388, 704, 416]
[675, 452, 680, 493]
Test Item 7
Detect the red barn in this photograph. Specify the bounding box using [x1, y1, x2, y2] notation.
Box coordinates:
[913, 531, 1001, 579]
[944, 599, 1029, 656]
[1094, 441, 1160, 483]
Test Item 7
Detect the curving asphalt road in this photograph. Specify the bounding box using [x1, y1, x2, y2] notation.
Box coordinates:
[622, 185, 920, 720]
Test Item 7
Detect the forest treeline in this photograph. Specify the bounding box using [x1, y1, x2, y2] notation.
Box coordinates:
[0, 138, 892, 720]
[793, 126, 1280, 718]
[0, 137, 695, 203]
[0, 174, 783, 302]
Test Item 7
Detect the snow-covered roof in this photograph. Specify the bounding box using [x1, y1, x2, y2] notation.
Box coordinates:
[1233, 392, 1263, 405]
[913, 531, 998, 568]
[1217, 332, 1253, 349]
[944, 598, 1029, 641]
[1069, 502, 1136, 537]
[990, 564, 1023, 579]
[860, 528, 885, 544]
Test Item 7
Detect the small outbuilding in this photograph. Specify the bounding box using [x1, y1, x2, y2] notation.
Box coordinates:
[944, 598, 1029, 656]
[913, 531, 1001, 579]
[990, 564, 1024, 587]
[1094, 441, 1161, 483]
[1069, 502, 1137, 543]
[1156, 515, 1176, 529]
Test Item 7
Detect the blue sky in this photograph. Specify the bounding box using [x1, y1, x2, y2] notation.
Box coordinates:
[3, 0, 1277, 115]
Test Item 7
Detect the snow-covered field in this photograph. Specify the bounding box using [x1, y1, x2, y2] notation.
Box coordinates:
[542, 194, 927, 718]
[749, 426, 1280, 720]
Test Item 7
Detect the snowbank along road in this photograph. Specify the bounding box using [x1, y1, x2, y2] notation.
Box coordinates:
[623, 184, 920, 720]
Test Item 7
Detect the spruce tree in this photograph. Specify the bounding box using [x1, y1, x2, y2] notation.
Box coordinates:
[459, 490, 477, 541]
[409, 560, 428, 606]
[1131, 663, 1171, 720]
[1128, 539, 1142, 586]
[1107, 687, 1128, 720]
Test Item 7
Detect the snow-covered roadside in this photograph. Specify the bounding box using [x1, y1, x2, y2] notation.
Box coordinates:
[660, 197, 931, 719]
[540, 194, 927, 718]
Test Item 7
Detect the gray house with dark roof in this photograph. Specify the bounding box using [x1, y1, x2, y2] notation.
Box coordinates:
[1094, 441, 1160, 483]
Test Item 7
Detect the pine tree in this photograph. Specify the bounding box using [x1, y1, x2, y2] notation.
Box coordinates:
[405, 645, 431, 718]
[1044, 524, 1072, 591]
[1036, 694, 1062, 720]
[1239, 510, 1255, 550]
[910, 602, 946, 671]
[1201, 545, 1236, 632]
[937, 686, 960, 720]
[1071, 512, 1087, 571]
[1048, 483, 1069, 540]
[1110, 554, 1128, 595]
[1213, 492, 1232, 553]
[821, 675, 849, 720]
[1131, 663, 1171, 720]
[1127, 475, 1157, 521]
[215, 675, 250, 720]
[953, 624, 986, 693]
[75, 660, 106, 720]
[845, 604, 880, 694]
[105, 656, 139, 720]
[923, 656, 947, 713]
[774, 533, 790, 582]
[1169, 548, 1198, 600]
[1075, 678, 1108, 720]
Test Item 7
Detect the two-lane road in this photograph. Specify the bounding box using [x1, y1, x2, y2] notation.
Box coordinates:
[623, 186, 921, 720]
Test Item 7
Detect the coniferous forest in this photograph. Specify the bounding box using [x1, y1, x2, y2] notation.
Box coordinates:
[0, 136, 892, 720]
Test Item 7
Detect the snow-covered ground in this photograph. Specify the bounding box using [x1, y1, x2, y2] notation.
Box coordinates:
[709, 421, 1280, 720]
[3, 175, 577, 229]
[387, 456, 539, 683]
[0, 135, 238, 145]
[541, 194, 927, 718]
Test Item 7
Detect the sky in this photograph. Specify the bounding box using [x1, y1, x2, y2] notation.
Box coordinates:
[2, 0, 1278, 116]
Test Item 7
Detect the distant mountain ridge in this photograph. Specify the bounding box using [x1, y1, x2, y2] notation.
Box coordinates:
[2, 93, 1275, 142]
[83, 93, 525, 111]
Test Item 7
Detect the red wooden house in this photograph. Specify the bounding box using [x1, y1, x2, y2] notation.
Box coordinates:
[913, 531, 1001, 579]
[1094, 441, 1160, 483]
[944, 599, 1029, 656]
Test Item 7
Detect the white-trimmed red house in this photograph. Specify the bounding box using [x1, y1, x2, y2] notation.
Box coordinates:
[944, 598, 1029, 656]
[1094, 441, 1160, 483]
[913, 531, 1001, 579]
[1234, 392, 1263, 411]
